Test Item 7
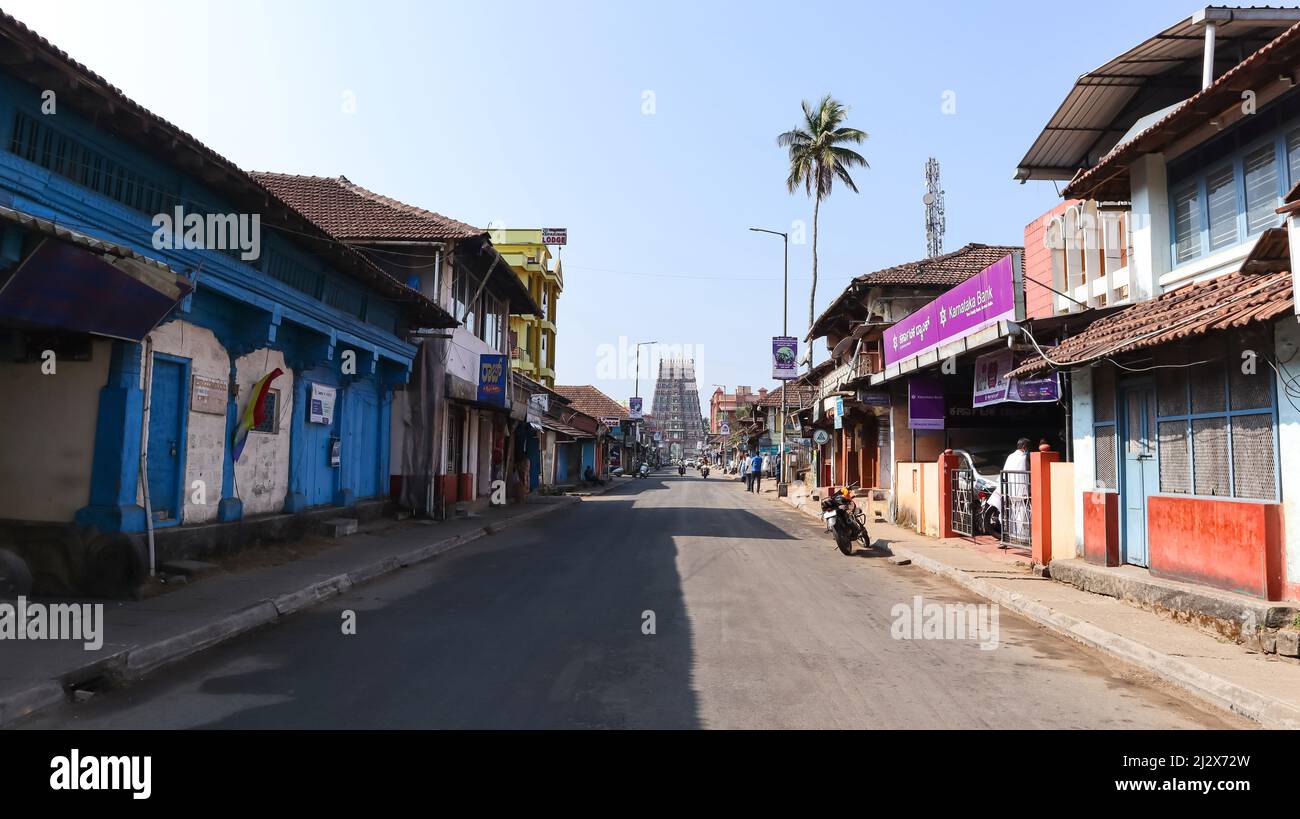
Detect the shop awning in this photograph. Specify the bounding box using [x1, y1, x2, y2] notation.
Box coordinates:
[1009, 229, 1293, 377]
[0, 205, 192, 341]
[540, 417, 593, 439]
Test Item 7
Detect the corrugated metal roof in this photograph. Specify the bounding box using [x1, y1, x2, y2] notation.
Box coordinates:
[1016, 7, 1300, 182]
[1063, 18, 1300, 201]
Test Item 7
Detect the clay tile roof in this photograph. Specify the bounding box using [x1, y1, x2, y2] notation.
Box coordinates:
[250, 173, 486, 242]
[552, 385, 630, 421]
[1010, 229, 1293, 377]
[757, 382, 819, 408]
[810, 243, 1022, 339]
[1063, 20, 1300, 201]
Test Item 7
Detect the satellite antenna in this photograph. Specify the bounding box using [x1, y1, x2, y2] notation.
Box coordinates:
[924, 157, 946, 258]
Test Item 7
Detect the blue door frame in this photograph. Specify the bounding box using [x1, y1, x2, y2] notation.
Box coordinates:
[146, 353, 190, 527]
[1118, 380, 1158, 567]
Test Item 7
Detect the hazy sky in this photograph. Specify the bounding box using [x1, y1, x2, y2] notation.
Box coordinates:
[8, 0, 1201, 412]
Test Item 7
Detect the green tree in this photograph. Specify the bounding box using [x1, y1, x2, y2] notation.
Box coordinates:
[778, 95, 868, 350]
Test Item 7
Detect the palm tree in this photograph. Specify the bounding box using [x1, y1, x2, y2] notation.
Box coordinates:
[778, 95, 868, 348]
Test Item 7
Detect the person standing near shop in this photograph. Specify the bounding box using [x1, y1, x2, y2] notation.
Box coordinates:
[750, 451, 764, 493]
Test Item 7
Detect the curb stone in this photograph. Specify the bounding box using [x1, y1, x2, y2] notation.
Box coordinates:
[765, 488, 1300, 729]
[0, 491, 597, 728]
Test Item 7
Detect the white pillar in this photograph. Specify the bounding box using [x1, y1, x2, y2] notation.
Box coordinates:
[1128, 153, 1170, 302]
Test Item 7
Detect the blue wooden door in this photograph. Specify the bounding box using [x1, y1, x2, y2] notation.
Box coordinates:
[301, 375, 339, 507]
[344, 380, 380, 499]
[147, 356, 187, 523]
[1120, 384, 1158, 567]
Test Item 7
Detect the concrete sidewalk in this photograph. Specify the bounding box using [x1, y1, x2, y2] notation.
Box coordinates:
[755, 481, 1300, 728]
[0, 479, 629, 728]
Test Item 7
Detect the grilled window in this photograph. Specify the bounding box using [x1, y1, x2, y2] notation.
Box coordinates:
[1173, 186, 1202, 264]
[1205, 166, 1238, 251]
[1153, 327, 1278, 501]
[1244, 145, 1280, 236]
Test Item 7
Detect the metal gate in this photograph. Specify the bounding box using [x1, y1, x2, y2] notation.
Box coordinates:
[1000, 470, 1032, 549]
[951, 465, 976, 537]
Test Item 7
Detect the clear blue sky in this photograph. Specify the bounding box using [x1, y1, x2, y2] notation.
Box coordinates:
[9, 0, 1200, 413]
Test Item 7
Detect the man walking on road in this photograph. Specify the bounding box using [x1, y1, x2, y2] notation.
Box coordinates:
[750, 451, 764, 493]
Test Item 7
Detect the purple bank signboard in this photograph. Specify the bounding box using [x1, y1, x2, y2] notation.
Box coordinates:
[884, 254, 1021, 367]
[908, 375, 945, 430]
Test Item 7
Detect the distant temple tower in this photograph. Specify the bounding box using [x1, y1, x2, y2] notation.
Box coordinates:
[651, 358, 707, 459]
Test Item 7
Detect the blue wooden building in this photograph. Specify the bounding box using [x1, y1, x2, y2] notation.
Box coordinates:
[0, 15, 456, 595]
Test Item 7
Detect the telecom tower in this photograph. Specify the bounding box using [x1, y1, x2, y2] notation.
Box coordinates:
[923, 157, 946, 258]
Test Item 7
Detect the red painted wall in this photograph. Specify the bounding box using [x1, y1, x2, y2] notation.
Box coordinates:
[1146, 495, 1285, 600]
[1082, 490, 1119, 566]
[1022, 201, 1075, 320]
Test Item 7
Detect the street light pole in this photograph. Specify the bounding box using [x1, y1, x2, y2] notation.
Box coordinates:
[634, 340, 657, 465]
[750, 227, 790, 496]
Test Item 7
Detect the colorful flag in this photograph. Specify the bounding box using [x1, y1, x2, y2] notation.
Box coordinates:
[232, 368, 283, 461]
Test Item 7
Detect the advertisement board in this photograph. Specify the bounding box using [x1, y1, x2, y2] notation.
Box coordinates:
[884, 253, 1021, 367]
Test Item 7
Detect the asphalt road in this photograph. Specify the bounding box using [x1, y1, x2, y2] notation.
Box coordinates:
[23, 470, 1237, 729]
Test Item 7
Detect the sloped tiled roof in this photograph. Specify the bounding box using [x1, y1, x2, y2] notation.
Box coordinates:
[1011, 229, 1293, 377]
[810, 243, 1022, 339]
[552, 385, 630, 421]
[250, 173, 486, 242]
[756, 382, 819, 408]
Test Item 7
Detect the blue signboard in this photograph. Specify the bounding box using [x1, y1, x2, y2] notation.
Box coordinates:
[477, 354, 507, 405]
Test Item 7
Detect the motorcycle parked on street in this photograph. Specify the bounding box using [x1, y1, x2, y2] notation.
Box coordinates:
[820, 484, 870, 556]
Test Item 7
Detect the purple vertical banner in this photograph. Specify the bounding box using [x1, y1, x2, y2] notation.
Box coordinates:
[884, 254, 1019, 366]
[772, 336, 798, 380]
[908, 375, 945, 430]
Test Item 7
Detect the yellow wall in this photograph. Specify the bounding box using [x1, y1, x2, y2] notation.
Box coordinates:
[1050, 461, 1077, 560]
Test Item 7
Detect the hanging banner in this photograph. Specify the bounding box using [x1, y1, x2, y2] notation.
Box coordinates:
[884, 253, 1020, 367]
[973, 349, 1061, 407]
[629, 397, 643, 420]
[973, 349, 1014, 407]
[908, 375, 945, 430]
[772, 336, 798, 380]
[834, 396, 844, 430]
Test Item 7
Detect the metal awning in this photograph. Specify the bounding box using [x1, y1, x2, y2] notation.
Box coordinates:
[0, 205, 193, 340]
[1015, 7, 1300, 182]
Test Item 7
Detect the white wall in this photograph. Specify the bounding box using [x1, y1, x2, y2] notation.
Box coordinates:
[146, 320, 229, 525]
[1275, 319, 1300, 587]
[0, 338, 109, 522]
[1070, 365, 1096, 555]
[233, 349, 294, 517]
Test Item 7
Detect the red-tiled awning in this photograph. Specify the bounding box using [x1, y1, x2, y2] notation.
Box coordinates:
[1010, 229, 1294, 377]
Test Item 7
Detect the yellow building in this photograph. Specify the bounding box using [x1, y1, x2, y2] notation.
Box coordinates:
[493, 228, 563, 387]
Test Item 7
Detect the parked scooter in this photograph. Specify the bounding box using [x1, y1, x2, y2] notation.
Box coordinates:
[820, 484, 870, 556]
